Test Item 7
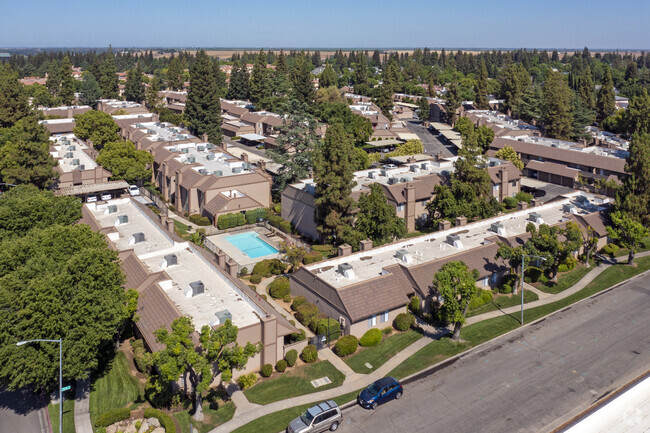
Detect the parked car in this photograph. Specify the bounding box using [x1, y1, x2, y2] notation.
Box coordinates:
[128, 185, 140, 196]
[383, 164, 397, 170]
[86, 195, 98, 203]
[100, 192, 112, 201]
[357, 376, 403, 410]
[287, 400, 342, 432]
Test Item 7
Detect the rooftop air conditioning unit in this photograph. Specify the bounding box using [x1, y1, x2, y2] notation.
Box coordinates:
[116, 215, 129, 225]
[206, 153, 215, 160]
[490, 223, 506, 236]
[528, 212, 544, 224]
[305, 183, 316, 195]
[232, 167, 243, 174]
[338, 263, 355, 279]
[368, 171, 376, 179]
[183, 148, 190, 154]
[420, 163, 430, 170]
[187, 156, 195, 164]
[184, 280, 205, 298]
[64, 152, 74, 158]
[380, 169, 388, 176]
[400, 176, 413, 183]
[410, 165, 420, 173]
[447, 234, 463, 248]
[396, 249, 413, 264]
[243, 162, 251, 170]
[209, 309, 232, 327]
[106, 205, 118, 214]
[160, 253, 178, 269]
[206, 143, 214, 149]
[562, 204, 577, 214]
[198, 169, 209, 175]
[77, 165, 85, 170]
[388, 177, 399, 185]
[213, 170, 223, 176]
[67, 145, 76, 151]
[71, 159, 80, 166]
[130, 232, 145, 244]
[197, 145, 205, 151]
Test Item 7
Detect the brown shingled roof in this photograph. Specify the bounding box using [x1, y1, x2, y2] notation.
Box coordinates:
[525, 160, 580, 179]
[203, 194, 263, 216]
[487, 161, 522, 184]
[137, 283, 183, 352]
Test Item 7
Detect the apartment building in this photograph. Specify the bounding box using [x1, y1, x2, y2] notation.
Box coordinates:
[49, 133, 112, 189]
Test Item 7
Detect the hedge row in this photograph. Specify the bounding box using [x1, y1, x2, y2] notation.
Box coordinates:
[189, 214, 211, 226]
[303, 251, 323, 265]
[143, 408, 176, 433]
[95, 408, 131, 428]
[217, 212, 246, 229]
[266, 209, 293, 234]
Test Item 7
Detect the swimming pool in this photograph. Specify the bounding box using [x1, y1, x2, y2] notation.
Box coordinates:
[225, 232, 279, 259]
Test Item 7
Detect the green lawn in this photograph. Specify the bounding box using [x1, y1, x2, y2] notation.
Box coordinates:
[243, 361, 345, 405]
[538, 264, 592, 294]
[173, 401, 236, 433]
[343, 330, 423, 374]
[390, 256, 650, 380]
[467, 289, 538, 317]
[89, 351, 144, 425]
[232, 389, 360, 433]
[48, 395, 75, 433]
[174, 219, 191, 235]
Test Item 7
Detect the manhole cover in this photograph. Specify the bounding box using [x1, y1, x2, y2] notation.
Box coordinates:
[310, 377, 332, 388]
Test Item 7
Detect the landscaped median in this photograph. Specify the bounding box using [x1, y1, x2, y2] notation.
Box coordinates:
[343, 329, 423, 374]
[231, 256, 650, 433]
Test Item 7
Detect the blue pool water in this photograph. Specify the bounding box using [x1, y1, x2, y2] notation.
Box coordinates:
[225, 232, 279, 258]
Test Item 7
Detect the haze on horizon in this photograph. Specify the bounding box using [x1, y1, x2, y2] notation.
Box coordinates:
[1, 0, 649, 50]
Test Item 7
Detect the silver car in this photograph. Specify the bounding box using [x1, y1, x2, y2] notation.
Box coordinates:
[287, 400, 341, 432]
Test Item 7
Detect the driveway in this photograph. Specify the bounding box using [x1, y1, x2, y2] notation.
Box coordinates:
[0, 388, 50, 433]
[403, 119, 456, 157]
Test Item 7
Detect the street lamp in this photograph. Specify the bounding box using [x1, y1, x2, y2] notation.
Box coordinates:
[17, 339, 63, 433]
[520, 255, 546, 325]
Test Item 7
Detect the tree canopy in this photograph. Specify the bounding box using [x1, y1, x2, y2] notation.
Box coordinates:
[96, 140, 153, 184]
[432, 261, 479, 340]
[0, 64, 30, 128]
[354, 183, 406, 246]
[73, 110, 120, 149]
[185, 50, 222, 144]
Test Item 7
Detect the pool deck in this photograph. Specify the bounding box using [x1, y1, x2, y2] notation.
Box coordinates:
[205, 227, 282, 270]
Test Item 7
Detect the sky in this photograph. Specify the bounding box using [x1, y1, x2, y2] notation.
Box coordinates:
[1, 0, 649, 50]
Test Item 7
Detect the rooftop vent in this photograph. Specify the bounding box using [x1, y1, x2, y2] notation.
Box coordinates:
[447, 234, 463, 248]
[130, 232, 145, 244]
[64, 152, 74, 158]
[198, 169, 209, 175]
[388, 177, 399, 185]
[396, 249, 413, 264]
[67, 145, 76, 151]
[490, 223, 506, 236]
[232, 167, 243, 174]
[184, 280, 205, 298]
[338, 263, 355, 279]
[197, 145, 205, 151]
[71, 159, 80, 166]
[160, 253, 178, 269]
[528, 212, 544, 224]
[368, 171, 376, 179]
[209, 310, 232, 327]
[562, 204, 577, 214]
[206, 153, 215, 160]
[106, 205, 118, 214]
[410, 165, 420, 173]
[213, 170, 223, 176]
[116, 215, 129, 225]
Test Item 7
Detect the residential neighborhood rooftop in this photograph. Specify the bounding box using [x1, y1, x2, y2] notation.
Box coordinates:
[165, 142, 254, 176]
[49, 134, 97, 172]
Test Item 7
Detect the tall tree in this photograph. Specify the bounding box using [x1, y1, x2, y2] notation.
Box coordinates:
[578, 66, 595, 111]
[417, 97, 430, 120]
[623, 89, 650, 135]
[432, 261, 479, 340]
[166, 55, 185, 91]
[607, 210, 648, 265]
[0, 65, 30, 128]
[616, 133, 650, 225]
[290, 51, 315, 105]
[445, 79, 461, 125]
[186, 50, 222, 144]
[226, 61, 250, 100]
[73, 110, 120, 149]
[123, 64, 145, 103]
[45, 61, 61, 98]
[249, 50, 271, 108]
[475, 59, 489, 110]
[145, 76, 163, 112]
[213, 59, 228, 98]
[352, 53, 368, 87]
[79, 71, 102, 109]
[541, 70, 573, 140]
[355, 183, 406, 245]
[151, 317, 259, 421]
[96, 140, 153, 184]
[319, 64, 337, 89]
[99, 47, 119, 99]
[58, 56, 76, 106]
[313, 121, 356, 242]
[596, 67, 616, 125]
[499, 63, 530, 113]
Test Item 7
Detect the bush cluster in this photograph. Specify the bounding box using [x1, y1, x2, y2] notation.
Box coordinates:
[301, 344, 318, 363]
[275, 359, 288, 372]
[237, 372, 257, 390]
[288, 329, 306, 344]
[564, 257, 578, 270]
[468, 289, 493, 310]
[132, 339, 152, 373]
[266, 209, 293, 233]
[95, 408, 131, 428]
[217, 212, 247, 229]
[269, 277, 290, 299]
[601, 243, 620, 257]
[515, 191, 533, 203]
[393, 313, 415, 331]
[246, 208, 266, 225]
[253, 259, 287, 277]
[294, 302, 320, 327]
[503, 197, 518, 209]
[291, 296, 307, 311]
[284, 349, 298, 367]
[260, 363, 273, 377]
[382, 327, 393, 336]
[359, 328, 383, 347]
[313, 318, 341, 340]
[143, 408, 176, 433]
[303, 251, 323, 264]
[334, 335, 359, 357]
[525, 266, 544, 283]
[189, 213, 211, 226]
[557, 264, 569, 273]
[409, 296, 421, 314]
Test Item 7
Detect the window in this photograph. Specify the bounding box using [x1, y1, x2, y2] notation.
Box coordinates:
[492, 273, 498, 283]
[368, 315, 377, 328]
[313, 415, 324, 425]
[322, 410, 334, 420]
[397, 204, 405, 212]
[493, 184, 499, 192]
[482, 277, 489, 287]
[381, 311, 389, 323]
[511, 180, 517, 187]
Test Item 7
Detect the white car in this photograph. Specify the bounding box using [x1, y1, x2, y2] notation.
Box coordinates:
[128, 185, 140, 196]
[100, 192, 112, 201]
[86, 195, 98, 203]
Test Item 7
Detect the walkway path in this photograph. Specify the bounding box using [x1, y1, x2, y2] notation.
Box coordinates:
[210, 252, 650, 433]
[74, 379, 93, 433]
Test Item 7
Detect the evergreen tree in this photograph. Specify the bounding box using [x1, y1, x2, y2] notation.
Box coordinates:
[249, 50, 271, 108]
[58, 56, 76, 105]
[166, 55, 184, 91]
[99, 47, 119, 99]
[213, 59, 228, 98]
[616, 133, 650, 225]
[541, 71, 573, 140]
[0, 65, 31, 128]
[375, 81, 394, 120]
[445, 79, 461, 125]
[79, 71, 102, 109]
[353, 53, 368, 86]
[475, 59, 489, 110]
[596, 67, 616, 125]
[355, 183, 406, 245]
[123, 64, 145, 103]
[319, 64, 337, 89]
[185, 50, 222, 144]
[145, 76, 162, 112]
[623, 89, 650, 135]
[499, 63, 530, 113]
[227, 61, 250, 100]
[313, 121, 356, 243]
[290, 51, 315, 105]
[578, 66, 595, 111]
[45, 61, 61, 98]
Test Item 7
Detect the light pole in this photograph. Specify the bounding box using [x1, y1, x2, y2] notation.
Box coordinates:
[17, 339, 63, 433]
[520, 255, 546, 325]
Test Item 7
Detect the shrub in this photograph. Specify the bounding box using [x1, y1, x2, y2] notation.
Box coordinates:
[295, 303, 320, 326]
[275, 359, 288, 373]
[382, 327, 393, 336]
[245, 209, 258, 225]
[288, 329, 306, 343]
[409, 296, 421, 314]
[144, 408, 176, 433]
[525, 266, 543, 283]
[503, 197, 518, 209]
[133, 343, 152, 373]
[250, 274, 262, 284]
[538, 275, 548, 284]
[284, 349, 298, 367]
[189, 214, 211, 226]
[564, 257, 578, 270]
[359, 328, 383, 347]
[557, 264, 569, 273]
[237, 372, 257, 390]
[217, 214, 231, 230]
[334, 335, 359, 357]
[95, 408, 131, 427]
[303, 251, 323, 265]
[601, 243, 620, 257]
[269, 277, 290, 299]
[469, 289, 493, 310]
[393, 313, 415, 331]
[291, 296, 307, 311]
[279, 220, 293, 233]
[260, 363, 273, 377]
[168, 204, 176, 212]
[253, 259, 287, 277]
[501, 284, 512, 294]
[301, 344, 318, 363]
[315, 318, 341, 340]
[239, 267, 248, 277]
[273, 203, 282, 213]
[235, 213, 246, 226]
[515, 191, 533, 203]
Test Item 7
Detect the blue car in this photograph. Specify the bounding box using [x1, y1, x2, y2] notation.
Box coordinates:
[357, 377, 403, 410]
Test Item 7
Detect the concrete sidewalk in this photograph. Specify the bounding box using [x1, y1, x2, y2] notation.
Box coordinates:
[74, 379, 93, 433]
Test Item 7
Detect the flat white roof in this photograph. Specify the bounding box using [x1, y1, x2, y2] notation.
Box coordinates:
[133, 121, 195, 143]
[166, 142, 254, 177]
[504, 135, 628, 160]
[50, 134, 97, 172]
[85, 198, 262, 329]
[466, 110, 538, 131]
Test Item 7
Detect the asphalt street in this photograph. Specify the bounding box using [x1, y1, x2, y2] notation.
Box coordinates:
[0, 388, 50, 433]
[339, 276, 650, 433]
[403, 120, 456, 157]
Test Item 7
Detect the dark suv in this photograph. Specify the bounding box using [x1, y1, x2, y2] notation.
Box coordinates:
[287, 400, 342, 432]
[357, 376, 403, 410]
